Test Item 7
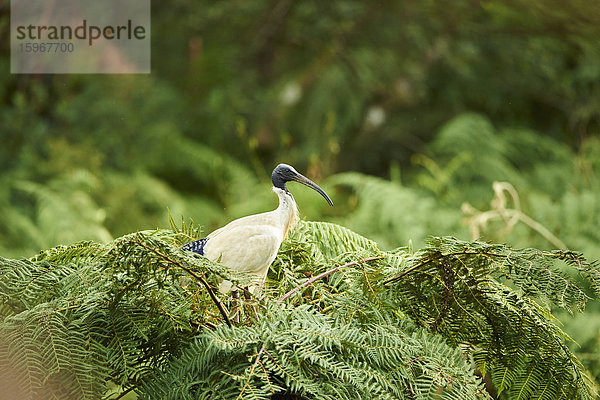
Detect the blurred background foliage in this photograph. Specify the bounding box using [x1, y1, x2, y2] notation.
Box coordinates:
[1, 0, 600, 386]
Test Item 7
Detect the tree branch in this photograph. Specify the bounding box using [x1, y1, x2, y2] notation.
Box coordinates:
[131, 238, 232, 327]
[278, 256, 384, 302]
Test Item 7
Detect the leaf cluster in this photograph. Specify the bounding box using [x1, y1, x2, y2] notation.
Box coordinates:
[1, 221, 598, 399]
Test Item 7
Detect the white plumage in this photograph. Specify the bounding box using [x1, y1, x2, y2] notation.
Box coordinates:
[182, 164, 332, 294]
[205, 188, 298, 292]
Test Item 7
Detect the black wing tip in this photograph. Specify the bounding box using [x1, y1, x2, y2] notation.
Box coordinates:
[182, 238, 208, 256]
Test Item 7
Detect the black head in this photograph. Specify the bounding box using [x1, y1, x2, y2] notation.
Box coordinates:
[271, 164, 333, 206]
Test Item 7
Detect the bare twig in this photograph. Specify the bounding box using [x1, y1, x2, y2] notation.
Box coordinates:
[463, 181, 567, 249]
[278, 256, 385, 302]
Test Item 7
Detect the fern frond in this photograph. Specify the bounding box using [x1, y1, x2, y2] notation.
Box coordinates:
[385, 236, 599, 399]
[1, 224, 597, 399]
[139, 303, 489, 400]
[30, 240, 107, 264]
[0, 300, 108, 400]
[288, 220, 380, 263]
[167, 210, 203, 243]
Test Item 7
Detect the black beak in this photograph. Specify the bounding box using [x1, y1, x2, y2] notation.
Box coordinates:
[292, 174, 334, 206]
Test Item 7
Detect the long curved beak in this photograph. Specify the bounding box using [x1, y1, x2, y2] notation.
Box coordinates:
[293, 174, 334, 206]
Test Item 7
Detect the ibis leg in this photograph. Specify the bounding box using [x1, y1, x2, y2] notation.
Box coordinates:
[231, 289, 240, 323]
[242, 288, 260, 320]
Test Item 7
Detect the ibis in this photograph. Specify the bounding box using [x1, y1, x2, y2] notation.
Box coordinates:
[182, 164, 333, 294]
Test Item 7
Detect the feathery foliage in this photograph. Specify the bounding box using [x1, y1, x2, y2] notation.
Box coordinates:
[1, 221, 598, 399]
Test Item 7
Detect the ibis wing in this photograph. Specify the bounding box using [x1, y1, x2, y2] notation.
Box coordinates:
[202, 224, 283, 276]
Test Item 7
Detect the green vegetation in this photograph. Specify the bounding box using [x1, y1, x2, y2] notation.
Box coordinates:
[1, 223, 599, 399]
[1, 0, 600, 398]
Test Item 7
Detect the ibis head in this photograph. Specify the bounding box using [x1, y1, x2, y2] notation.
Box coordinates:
[271, 164, 333, 206]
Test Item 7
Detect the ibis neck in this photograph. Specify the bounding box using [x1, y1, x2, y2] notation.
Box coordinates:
[273, 187, 299, 238]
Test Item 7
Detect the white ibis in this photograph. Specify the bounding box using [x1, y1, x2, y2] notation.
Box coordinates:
[182, 164, 333, 294]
